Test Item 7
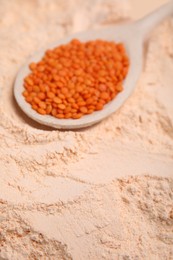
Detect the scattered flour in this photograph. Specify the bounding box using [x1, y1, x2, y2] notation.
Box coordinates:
[0, 0, 173, 259]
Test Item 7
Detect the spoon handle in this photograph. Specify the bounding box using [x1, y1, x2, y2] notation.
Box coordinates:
[136, 0, 173, 39]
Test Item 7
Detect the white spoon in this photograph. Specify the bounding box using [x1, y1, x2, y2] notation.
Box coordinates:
[14, 1, 173, 130]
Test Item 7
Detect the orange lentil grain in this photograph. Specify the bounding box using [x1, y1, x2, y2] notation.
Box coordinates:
[86, 98, 94, 105]
[77, 101, 86, 107]
[72, 113, 83, 119]
[22, 91, 29, 97]
[73, 93, 80, 99]
[61, 87, 68, 94]
[83, 93, 91, 99]
[37, 65, 45, 72]
[30, 92, 37, 98]
[46, 104, 52, 114]
[99, 99, 106, 105]
[38, 101, 47, 110]
[25, 77, 34, 86]
[32, 104, 38, 110]
[58, 93, 65, 100]
[57, 109, 64, 114]
[45, 98, 52, 103]
[64, 113, 72, 119]
[29, 62, 37, 71]
[37, 108, 46, 115]
[47, 92, 55, 99]
[64, 106, 71, 114]
[33, 97, 40, 104]
[86, 109, 94, 114]
[57, 104, 66, 110]
[116, 83, 123, 92]
[25, 96, 33, 103]
[71, 103, 78, 109]
[80, 107, 88, 113]
[88, 105, 95, 110]
[23, 39, 129, 119]
[100, 92, 110, 100]
[25, 85, 33, 92]
[96, 103, 104, 111]
[33, 86, 40, 93]
[52, 103, 58, 108]
[71, 108, 77, 113]
[56, 114, 65, 119]
[53, 97, 62, 104]
[37, 92, 46, 100]
[67, 97, 75, 104]
[51, 108, 57, 116]
[39, 85, 46, 92]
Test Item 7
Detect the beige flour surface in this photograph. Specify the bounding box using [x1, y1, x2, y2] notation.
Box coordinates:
[0, 0, 173, 259]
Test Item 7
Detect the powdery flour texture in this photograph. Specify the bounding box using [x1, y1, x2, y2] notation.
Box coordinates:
[0, 0, 173, 259]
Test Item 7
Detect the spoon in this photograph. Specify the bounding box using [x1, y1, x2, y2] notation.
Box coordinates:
[14, 1, 173, 130]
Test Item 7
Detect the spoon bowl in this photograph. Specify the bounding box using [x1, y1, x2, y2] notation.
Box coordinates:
[14, 1, 173, 129]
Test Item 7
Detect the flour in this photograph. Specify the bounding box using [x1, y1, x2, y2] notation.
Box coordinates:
[0, 0, 173, 259]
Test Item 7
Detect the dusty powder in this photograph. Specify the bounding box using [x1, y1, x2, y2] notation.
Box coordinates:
[0, 0, 173, 259]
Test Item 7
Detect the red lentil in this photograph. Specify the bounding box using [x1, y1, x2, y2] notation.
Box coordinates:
[23, 39, 129, 119]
